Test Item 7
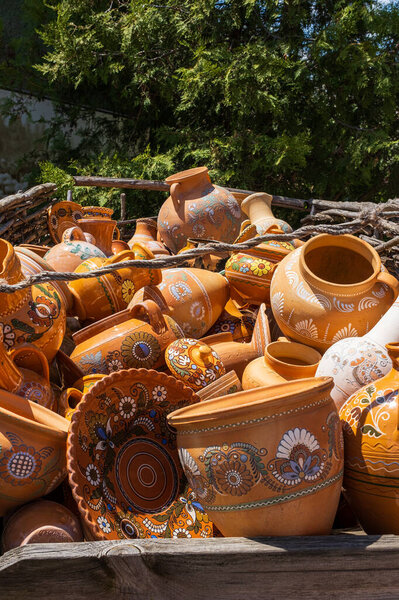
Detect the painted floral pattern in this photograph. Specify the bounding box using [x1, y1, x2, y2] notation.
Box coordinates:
[165, 338, 225, 391]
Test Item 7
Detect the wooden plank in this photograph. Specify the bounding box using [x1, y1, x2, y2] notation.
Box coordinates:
[2, 535, 399, 599]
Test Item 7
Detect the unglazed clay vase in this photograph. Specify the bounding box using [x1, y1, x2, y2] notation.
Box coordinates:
[157, 167, 241, 253]
[44, 226, 106, 273]
[0, 239, 66, 368]
[242, 340, 322, 390]
[68, 245, 161, 323]
[241, 192, 292, 234]
[77, 216, 118, 256]
[70, 299, 184, 375]
[58, 374, 106, 420]
[202, 303, 270, 378]
[168, 377, 343, 537]
[2, 500, 83, 551]
[339, 343, 399, 534]
[270, 234, 399, 352]
[225, 237, 295, 306]
[131, 267, 230, 339]
[316, 296, 399, 410]
[196, 371, 242, 401]
[165, 338, 225, 391]
[47, 200, 84, 244]
[128, 218, 170, 256]
[0, 391, 68, 516]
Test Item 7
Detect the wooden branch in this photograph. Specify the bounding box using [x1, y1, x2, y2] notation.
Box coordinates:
[0, 184, 57, 210]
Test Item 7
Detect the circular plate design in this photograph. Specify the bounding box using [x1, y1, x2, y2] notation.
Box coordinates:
[67, 368, 213, 540]
[48, 201, 84, 243]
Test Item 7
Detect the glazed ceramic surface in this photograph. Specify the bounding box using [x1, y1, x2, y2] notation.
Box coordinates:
[58, 374, 106, 420]
[165, 338, 225, 391]
[132, 267, 230, 339]
[168, 377, 343, 537]
[270, 234, 399, 352]
[316, 297, 399, 410]
[128, 218, 170, 256]
[339, 343, 399, 533]
[70, 300, 184, 375]
[241, 192, 292, 234]
[196, 371, 242, 401]
[82, 206, 114, 219]
[44, 227, 106, 273]
[48, 200, 84, 244]
[0, 391, 68, 516]
[157, 167, 241, 253]
[67, 369, 212, 540]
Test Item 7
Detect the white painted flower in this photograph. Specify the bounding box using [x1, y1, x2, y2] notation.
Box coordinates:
[313, 294, 332, 311]
[190, 301, 205, 320]
[358, 297, 379, 311]
[227, 196, 241, 219]
[106, 358, 123, 373]
[152, 385, 167, 402]
[85, 463, 100, 486]
[97, 516, 111, 534]
[119, 396, 136, 419]
[332, 324, 358, 343]
[172, 528, 192, 538]
[276, 428, 320, 459]
[177, 355, 191, 366]
[333, 298, 355, 313]
[294, 319, 318, 340]
[205, 368, 217, 382]
[178, 448, 201, 478]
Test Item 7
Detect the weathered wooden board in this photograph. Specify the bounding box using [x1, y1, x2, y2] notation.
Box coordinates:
[1, 534, 399, 600]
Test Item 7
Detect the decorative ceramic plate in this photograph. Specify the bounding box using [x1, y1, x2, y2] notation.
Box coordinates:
[67, 369, 213, 540]
[48, 201, 84, 244]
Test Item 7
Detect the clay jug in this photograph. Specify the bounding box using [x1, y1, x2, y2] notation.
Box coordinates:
[241, 192, 292, 234]
[70, 299, 184, 375]
[270, 234, 399, 352]
[77, 216, 118, 256]
[202, 303, 270, 378]
[59, 374, 106, 420]
[0, 239, 66, 368]
[128, 218, 170, 256]
[242, 340, 322, 390]
[68, 245, 162, 323]
[339, 343, 399, 533]
[2, 500, 83, 551]
[44, 227, 106, 272]
[316, 296, 399, 410]
[168, 377, 343, 537]
[157, 167, 241, 253]
[131, 267, 230, 338]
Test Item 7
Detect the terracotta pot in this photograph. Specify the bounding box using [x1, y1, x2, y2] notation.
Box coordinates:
[0, 239, 66, 368]
[270, 234, 399, 352]
[316, 296, 399, 410]
[225, 237, 295, 306]
[165, 338, 225, 391]
[168, 377, 343, 537]
[44, 227, 106, 273]
[2, 500, 83, 551]
[131, 267, 230, 339]
[47, 200, 84, 244]
[157, 167, 241, 253]
[196, 370, 242, 401]
[18, 244, 50, 258]
[339, 343, 399, 534]
[128, 218, 170, 256]
[70, 299, 184, 375]
[59, 374, 106, 420]
[68, 246, 162, 323]
[0, 391, 68, 516]
[77, 216, 118, 256]
[110, 239, 130, 254]
[203, 300, 255, 343]
[242, 340, 322, 390]
[241, 192, 292, 234]
[202, 303, 270, 378]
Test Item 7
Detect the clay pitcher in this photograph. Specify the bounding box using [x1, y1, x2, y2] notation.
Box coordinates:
[44, 227, 106, 272]
[77, 216, 118, 256]
[241, 192, 292, 234]
[128, 218, 170, 256]
[157, 167, 241, 253]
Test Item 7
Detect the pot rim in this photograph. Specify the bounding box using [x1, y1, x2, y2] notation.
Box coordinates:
[165, 166, 208, 183]
[168, 376, 333, 428]
[264, 341, 322, 370]
[0, 390, 69, 437]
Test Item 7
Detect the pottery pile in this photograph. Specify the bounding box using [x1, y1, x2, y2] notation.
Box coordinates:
[0, 166, 398, 551]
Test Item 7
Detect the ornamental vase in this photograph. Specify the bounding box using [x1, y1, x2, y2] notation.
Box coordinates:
[131, 267, 230, 339]
[68, 245, 161, 323]
[339, 343, 399, 534]
[240, 192, 292, 234]
[128, 218, 170, 257]
[270, 234, 399, 352]
[0, 391, 68, 516]
[165, 338, 225, 391]
[168, 377, 343, 537]
[316, 296, 399, 410]
[70, 299, 184, 375]
[77, 216, 118, 256]
[44, 227, 106, 273]
[0, 239, 66, 368]
[157, 167, 241, 253]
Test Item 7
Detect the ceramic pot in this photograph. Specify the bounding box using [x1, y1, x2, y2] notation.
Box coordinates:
[339, 343, 399, 534]
[270, 234, 399, 352]
[131, 267, 230, 339]
[18, 244, 50, 258]
[47, 200, 84, 244]
[70, 299, 184, 375]
[157, 167, 241, 253]
[68, 246, 162, 323]
[0, 239, 66, 368]
[242, 340, 322, 390]
[196, 371, 242, 401]
[225, 237, 295, 306]
[77, 216, 118, 256]
[0, 391, 68, 516]
[241, 192, 292, 234]
[110, 239, 131, 254]
[2, 500, 83, 551]
[44, 227, 106, 272]
[168, 377, 343, 537]
[202, 303, 271, 378]
[203, 300, 255, 343]
[316, 296, 399, 410]
[128, 218, 170, 256]
[165, 338, 225, 391]
[59, 374, 106, 420]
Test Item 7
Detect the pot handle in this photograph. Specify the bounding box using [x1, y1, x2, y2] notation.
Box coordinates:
[377, 271, 399, 299]
[62, 226, 87, 243]
[59, 387, 83, 421]
[9, 345, 50, 383]
[170, 182, 181, 208]
[128, 299, 167, 334]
